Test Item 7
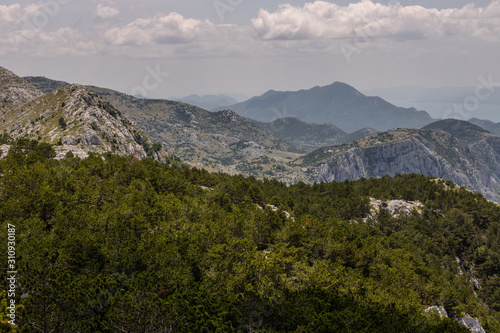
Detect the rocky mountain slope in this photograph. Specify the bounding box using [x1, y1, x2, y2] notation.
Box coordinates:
[1, 66, 43, 111]
[19, 73, 500, 204]
[295, 122, 500, 202]
[0, 78, 166, 160]
[85, 86, 302, 175]
[23, 75, 304, 176]
[218, 82, 435, 132]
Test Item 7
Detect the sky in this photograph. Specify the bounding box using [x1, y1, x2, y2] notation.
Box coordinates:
[1, 0, 500, 120]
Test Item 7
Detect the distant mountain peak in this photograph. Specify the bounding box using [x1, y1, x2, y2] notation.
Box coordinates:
[220, 82, 434, 132]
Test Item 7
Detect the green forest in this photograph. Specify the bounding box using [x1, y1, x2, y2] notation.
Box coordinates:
[1, 139, 500, 332]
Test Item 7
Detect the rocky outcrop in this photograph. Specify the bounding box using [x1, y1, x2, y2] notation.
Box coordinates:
[0, 84, 168, 161]
[425, 307, 486, 333]
[364, 197, 423, 222]
[0, 66, 43, 110]
[457, 315, 487, 333]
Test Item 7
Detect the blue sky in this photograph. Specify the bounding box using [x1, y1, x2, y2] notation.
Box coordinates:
[1, 0, 499, 115]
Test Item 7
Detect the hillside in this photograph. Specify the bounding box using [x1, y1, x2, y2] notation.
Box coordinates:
[252, 117, 347, 152]
[22, 75, 303, 177]
[0, 83, 167, 160]
[1, 145, 498, 332]
[296, 123, 500, 203]
[219, 82, 435, 132]
[80, 86, 302, 177]
[422, 119, 495, 145]
[1, 66, 43, 111]
[24, 75, 71, 94]
[338, 127, 380, 144]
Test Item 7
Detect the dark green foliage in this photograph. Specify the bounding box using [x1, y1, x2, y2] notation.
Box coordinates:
[0, 142, 499, 332]
[58, 116, 67, 130]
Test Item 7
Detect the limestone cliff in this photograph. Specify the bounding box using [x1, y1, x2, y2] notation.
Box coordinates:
[299, 128, 500, 203]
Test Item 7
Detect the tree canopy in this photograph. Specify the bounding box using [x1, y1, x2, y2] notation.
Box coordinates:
[1, 139, 499, 332]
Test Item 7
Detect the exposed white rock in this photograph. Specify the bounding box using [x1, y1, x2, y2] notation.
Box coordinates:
[364, 197, 423, 222]
[425, 306, 447, 318]
[458, 315, 486, 333]
[0, 144, 11, 158]
[425, 306, 486, 333]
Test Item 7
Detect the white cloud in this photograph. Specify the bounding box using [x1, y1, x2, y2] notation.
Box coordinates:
[104, 12, 212, 46]
[0, 3, 42, 28]
[251, 0, 500, 42]
[95, 4, 120, 20]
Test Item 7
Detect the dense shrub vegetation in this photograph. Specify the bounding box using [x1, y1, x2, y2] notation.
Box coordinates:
[1, 139, 499, 332]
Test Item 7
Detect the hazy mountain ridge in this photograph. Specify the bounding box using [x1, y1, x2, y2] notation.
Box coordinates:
[218, 82, 436, 132]
[251, 117, 347, 152]
[16, 71, 500, 202]
[173, 94, 239, 111]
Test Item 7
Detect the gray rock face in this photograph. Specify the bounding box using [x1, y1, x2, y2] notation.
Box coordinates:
[0, 66, 43, 110]
[364, 197, 423, 222]
[425, 307, 486, 333]
[313, 130, 500, 203]
[458, 315, 487, 333]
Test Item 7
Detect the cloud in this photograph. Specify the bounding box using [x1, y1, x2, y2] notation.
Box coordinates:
[0, 3, 42, 28]
[104, 12, 212, 46]
[251, 0, 500, 42]
[95, 4, 120, 20]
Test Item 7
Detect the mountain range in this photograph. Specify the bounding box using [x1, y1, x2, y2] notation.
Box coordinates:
[0, 66, 496, 203]
[216, 82, 435, 133]
[3, 65, 500, 333]
[22, 75, 303, 176]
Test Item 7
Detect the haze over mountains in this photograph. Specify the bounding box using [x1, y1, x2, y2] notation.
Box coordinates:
[172, 94, 239, 111]
[216, 82, 435, 133]
[0, 65, 498, 203]
[364, 85, 500, 122]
